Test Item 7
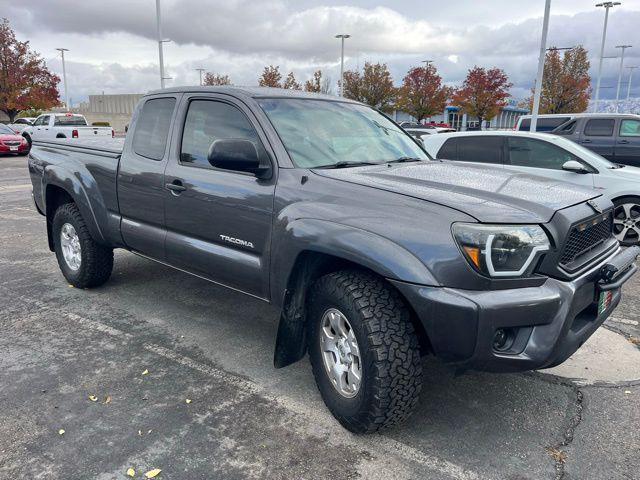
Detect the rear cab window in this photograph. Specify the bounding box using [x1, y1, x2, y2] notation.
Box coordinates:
[584, 118, 615, 137]
[54, 115, 88, 126]
[518, 117, 571, 132]
[132, 97, 177, 160]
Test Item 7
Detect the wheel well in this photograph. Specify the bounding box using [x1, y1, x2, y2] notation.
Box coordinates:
[56, 133, 66, 138]
[274, 251, 431, 368]
[45, 185, 74, 251]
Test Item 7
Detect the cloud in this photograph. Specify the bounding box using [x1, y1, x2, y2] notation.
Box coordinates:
[2, 0, 639, 102]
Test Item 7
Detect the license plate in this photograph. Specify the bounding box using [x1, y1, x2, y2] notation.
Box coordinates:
[597, 290, 613, 315]
[9, 146, 17, 151]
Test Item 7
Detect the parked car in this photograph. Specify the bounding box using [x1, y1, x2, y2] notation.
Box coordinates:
[7, 117, 36, 134]
[550, 114, 640, 167]
[422, 130, 640, 245]
[27, 86, 638, 433]
[22, 113, 114, 146]
[0, 123, 30, 155]
[515, 113, 580, 132]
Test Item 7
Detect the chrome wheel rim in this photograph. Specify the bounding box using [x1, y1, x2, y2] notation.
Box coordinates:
[320, 308, 362, 398]
[613, 202, 640, 244]
[60, 223, 81, 271]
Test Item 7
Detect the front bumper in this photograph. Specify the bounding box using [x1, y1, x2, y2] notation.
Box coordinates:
[0, 144, 28, 153]
[391, 246, 639, 373]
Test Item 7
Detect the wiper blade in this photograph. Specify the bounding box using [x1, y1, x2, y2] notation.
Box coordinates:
[386, 157, 423, 164]
[314, 161, 377, 169]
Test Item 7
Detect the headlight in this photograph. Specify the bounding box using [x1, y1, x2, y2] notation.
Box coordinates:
[452, 223, 550, 278]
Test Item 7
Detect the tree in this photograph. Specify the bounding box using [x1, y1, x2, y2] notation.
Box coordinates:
[451, 66, 512, 129]
[525, 46, 590, 114]
[304, 70, 332, 94]
[396, 64, 450, 122]
[258, 65, 282, 88]
[0, 18, 60, 122]
[283, 71, 301, 90]
[203, 72, 231, 86]
[342, 62, 396, 112]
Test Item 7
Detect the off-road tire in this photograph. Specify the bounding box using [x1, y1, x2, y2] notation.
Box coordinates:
[52, 203, 113, 288]
[308, 270, 423, 433]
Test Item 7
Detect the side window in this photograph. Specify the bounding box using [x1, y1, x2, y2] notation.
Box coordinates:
[180, 100, 269, 169]
[554, 120, 577, 135]
[456, 137, 503, 164]
[584, 118, 615, 137]
[508, 137, 578, 170]
[619, 119, 640, 137]
[132, 97, 176, 160]
[32, 117, 44, 126]
[437, 139, 458, 159]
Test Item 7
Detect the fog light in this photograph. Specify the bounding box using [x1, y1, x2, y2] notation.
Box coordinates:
[493, 329, 508, 350]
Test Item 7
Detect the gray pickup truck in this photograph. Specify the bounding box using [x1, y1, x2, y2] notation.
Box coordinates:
[28, 87, 639, 433]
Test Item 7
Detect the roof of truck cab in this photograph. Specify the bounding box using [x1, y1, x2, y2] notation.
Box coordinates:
[145, 85, 357, 103]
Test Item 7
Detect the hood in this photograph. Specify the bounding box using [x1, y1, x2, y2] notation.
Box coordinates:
[0, 133, 23, 142]
[605, 164, 640, 181]
[313, 161, 602, 223]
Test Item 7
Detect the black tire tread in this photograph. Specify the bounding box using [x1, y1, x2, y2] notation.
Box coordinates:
[52, 203, 113, 288]
[309, 270, 423, 433]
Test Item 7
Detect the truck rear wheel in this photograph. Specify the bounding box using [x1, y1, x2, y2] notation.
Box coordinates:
[52, 203, 113, 288]
[308, 270, 423, 433]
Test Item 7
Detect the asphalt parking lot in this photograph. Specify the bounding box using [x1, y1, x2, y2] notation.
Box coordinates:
[1, 154, 639, 480]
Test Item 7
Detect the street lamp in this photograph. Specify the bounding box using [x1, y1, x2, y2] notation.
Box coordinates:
[335, 34, 351, 96]
[155, 0, 172, 88]
[56, 48, 70, 110]
[421, 59, 434, 67]
[615, 45, 632, 111]
[195, 68, 205, 86]
[593, 2, 621, 112]
[627, 66, 639, 101]
[530, 0, 551, 133]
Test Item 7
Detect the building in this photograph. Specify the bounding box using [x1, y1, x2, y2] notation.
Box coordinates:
[394, 99, 529, 131]
[76, 93, 144, 133]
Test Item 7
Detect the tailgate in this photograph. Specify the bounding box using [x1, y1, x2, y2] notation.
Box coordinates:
[78, 127, 113, 137]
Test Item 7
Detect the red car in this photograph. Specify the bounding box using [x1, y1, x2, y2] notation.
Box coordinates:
[0, 123, 29, 155]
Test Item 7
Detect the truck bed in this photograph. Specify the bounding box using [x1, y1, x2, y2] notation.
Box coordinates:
[33, 137, 125, 156]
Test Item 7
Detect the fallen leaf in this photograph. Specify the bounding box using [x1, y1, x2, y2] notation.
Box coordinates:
[625, 390, 632, 394]
[88, 395, 98, 402]
[185, 399, 192, 404]
[546, 447, 567, 464]
[58, 429, 65, 435]
[126, 467, 135, 477]
[629, 336, 640, 345]
[145, 468, 162, 478]
[104, 396, 112, 404]
[148, 429, 152, 434]
[138, 430, 143, 436]
[142, 369, 149, 376]
[68, 284, 73, 288]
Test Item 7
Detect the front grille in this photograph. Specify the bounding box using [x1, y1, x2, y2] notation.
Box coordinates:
[3, 141, 20, 146]
[560, 212, 613, 266]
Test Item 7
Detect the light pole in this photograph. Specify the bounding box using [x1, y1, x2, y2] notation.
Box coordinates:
[155, 0, 172, 88]
[56, 48, 69, 110]
[615, 45, 632, 111]
[627, 66, 639, 100]
[335, 34, 350, 96]
[421, 59, 434, 67]
[195, 68, 205, 86]
[594, 2, 621, 112]
[530, 0, 551, 133]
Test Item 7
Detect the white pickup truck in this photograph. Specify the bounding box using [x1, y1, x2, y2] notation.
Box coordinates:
[22, 113, 113, 146]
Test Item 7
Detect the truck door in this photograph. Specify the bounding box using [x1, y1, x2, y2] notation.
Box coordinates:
[163, 95, 276, 299]
[31, 115, 51, 141]
[615, 118, 640, 167]
[117, 95, 180, 260]
[579, 118, 616, 160]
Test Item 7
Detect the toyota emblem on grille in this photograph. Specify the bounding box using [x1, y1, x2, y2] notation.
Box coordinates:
[587, 199, 602, 214]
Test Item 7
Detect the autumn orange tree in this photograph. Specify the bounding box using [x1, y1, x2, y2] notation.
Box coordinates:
[258, 65, 282, 88]
[283, 71, 301, 90]
[203, 72, 231, 86]
[0, 18, 60, 122]
[396, 64, 450, 122]
[526, 46, 590, 114]
[451, 66, 512, 128]
[343, 62, 396, 112]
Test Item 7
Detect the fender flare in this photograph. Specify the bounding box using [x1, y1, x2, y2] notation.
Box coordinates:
[271, 218, 438, 368]
[43, 165, 107, 247]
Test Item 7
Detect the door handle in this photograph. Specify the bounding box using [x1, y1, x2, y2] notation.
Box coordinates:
[581, 139, 592, 143]
[618, 140, 630, 144]
[165, 180, 186, 194]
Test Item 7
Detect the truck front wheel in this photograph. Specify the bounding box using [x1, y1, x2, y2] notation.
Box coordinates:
[52, 203, 113, 288]
[308, 270, 423, 433]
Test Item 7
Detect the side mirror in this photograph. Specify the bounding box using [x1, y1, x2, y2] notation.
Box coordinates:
[207, 139, 270, 178]
[562, 160, 590, 174]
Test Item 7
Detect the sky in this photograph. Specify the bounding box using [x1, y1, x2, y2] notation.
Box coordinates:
[2, 0, 640, 106]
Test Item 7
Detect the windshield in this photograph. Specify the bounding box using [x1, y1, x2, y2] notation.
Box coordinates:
[0, 124, 16, 134]
[54, 115, 87, 126]
[258, 98, 429, 168]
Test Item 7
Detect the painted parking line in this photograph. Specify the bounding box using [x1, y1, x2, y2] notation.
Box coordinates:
[0, 184, 32, 192]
